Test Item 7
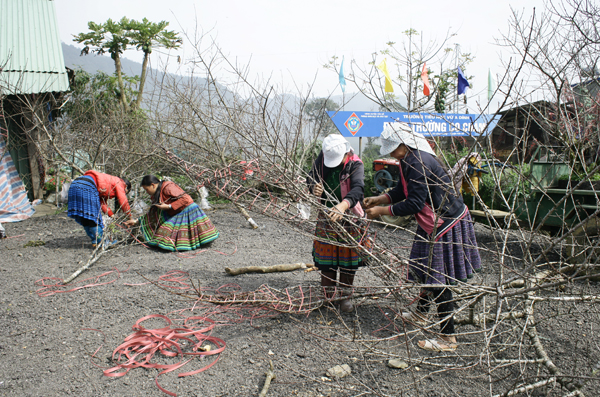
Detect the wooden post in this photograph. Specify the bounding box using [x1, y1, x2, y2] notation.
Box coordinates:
[25, 108, 44, 200]
[23, 96, 47, 200]
[358, 137, 362, 158]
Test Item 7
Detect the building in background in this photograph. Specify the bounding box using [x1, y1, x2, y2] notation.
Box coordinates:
[0, 0, 70, 200]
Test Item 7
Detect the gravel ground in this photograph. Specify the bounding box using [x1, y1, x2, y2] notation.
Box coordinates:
[1, 204, 599, 396]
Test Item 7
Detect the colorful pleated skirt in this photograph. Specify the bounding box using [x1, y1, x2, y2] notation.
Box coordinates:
[139, 203, 219, 252]
[313, 212, 369, 271]
[67, 176, 103, 227]
[408, 212, 481, 286]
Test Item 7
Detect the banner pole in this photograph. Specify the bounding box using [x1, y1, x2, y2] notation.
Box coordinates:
[359, 137, 362, 158]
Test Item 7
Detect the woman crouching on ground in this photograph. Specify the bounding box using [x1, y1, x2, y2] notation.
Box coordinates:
[124, 175, 219, 251]
[364, 122, 481, 352]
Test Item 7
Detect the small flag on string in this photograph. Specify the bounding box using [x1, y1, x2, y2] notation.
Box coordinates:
[339, 57, 346, 93]
[377, 58, 394, 93]
[457, 66, 470, 95]
[421, 62, 431, 96]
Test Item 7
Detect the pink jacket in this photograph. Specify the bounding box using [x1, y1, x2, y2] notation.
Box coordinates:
[157, 181, 193, 216]
[84, 170, 131, 217]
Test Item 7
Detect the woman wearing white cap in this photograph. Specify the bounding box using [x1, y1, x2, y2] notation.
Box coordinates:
[307, 134, 366, 312]
[364, 122, 481, 351]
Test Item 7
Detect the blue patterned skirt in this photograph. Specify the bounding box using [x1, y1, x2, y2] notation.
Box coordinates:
[408, 212, 481, 286]
[67, 176, 103, 228]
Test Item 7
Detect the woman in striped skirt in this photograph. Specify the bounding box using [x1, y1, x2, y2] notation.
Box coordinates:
[307, 134, 367, 312]
[67, 170, 132, 246]
[364, 122, 481, 352]
[124, 175, 219, 251]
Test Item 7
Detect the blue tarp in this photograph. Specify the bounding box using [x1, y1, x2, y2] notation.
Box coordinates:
[327, 111, 501, 138]
[0, 139, 34, 222]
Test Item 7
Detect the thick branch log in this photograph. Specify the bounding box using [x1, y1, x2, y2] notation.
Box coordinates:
[225, 263, 313, 276]
[258, 360, 276, 397]
[492, 377, 556, 397]
[63, 245, 107, 284]
[526, 301, 581, 394]
[234, 202, 259, 229]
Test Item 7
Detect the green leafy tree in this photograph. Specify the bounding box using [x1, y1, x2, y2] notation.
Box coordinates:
[125, 18, 182, 110]
[360, 137, 382, 197]
[434, 74, 449, 113]
[65, 69, 139, 118]
[362, 137, 381, 159]
[60, 68, 148, 175]
[74, 18, 132, 112]
[73, 17, 182, 112]
[303, 98, 340, 136]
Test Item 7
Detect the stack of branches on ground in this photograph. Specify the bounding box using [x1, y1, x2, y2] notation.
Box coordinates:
[10, 2, 600, 394]
[144, 4, 600, 395]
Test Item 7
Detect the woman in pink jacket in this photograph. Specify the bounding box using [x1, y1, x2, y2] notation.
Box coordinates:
[67, 170, 132, 246]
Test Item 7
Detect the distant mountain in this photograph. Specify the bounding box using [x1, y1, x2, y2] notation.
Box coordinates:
[61, 42, 396, 152]
[61, 42, 233, 104]
[62, 43, 142, 76]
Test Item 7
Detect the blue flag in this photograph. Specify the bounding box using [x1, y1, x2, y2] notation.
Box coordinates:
[339, 57, 346, 93]
[457, 66, 470, 95]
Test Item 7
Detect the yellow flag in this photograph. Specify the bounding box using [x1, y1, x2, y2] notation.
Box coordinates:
[377, 58, 394, 92]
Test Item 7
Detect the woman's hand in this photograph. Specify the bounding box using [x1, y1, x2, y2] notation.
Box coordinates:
[154, 202, 171, 210]
[313, 183, 323, 197]
[363, 195, 387, 209]
[327, 201, 349, 222]
[124, 219, 138, 227]
[365, 206, 388, 219]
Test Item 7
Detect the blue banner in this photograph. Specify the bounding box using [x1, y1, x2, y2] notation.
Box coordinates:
[327, 111, 501, 138]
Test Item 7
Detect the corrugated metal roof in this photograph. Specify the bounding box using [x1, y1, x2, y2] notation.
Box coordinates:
[0, 0, 70, 95]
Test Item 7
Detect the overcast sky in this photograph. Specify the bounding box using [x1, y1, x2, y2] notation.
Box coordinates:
[54, 0, 546, 109]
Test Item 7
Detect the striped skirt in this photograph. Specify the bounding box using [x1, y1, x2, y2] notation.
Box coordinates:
[408, 212, 481, 286]
[67, 176, 103, 227]
[139, 203, 219, 252]
[313, 212, 369, 271]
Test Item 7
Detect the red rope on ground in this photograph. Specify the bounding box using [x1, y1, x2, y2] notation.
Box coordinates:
[86, 314, 226, 397]
[35, 264, 130, 297]
[4, 233, 25, 239]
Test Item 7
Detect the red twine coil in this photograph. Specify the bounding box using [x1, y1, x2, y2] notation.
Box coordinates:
[96, 314, 225, 396]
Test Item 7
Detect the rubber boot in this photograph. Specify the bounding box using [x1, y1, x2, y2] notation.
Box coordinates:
[338, 271, 355, 312]
[320, 271, 337, 301]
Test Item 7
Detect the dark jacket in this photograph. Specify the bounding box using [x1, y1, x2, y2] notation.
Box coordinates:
[307, 151, 364, 209]
[387, 150, 464, 219]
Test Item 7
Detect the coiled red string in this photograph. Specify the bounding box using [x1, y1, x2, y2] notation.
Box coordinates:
[88, 314, 226, 397]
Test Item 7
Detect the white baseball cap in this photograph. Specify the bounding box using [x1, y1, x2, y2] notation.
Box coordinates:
[322, 134, 351, 167]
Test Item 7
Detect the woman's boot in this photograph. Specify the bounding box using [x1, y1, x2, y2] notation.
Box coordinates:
[338, 270, 355, 312]
[320, 271, 337, 301]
